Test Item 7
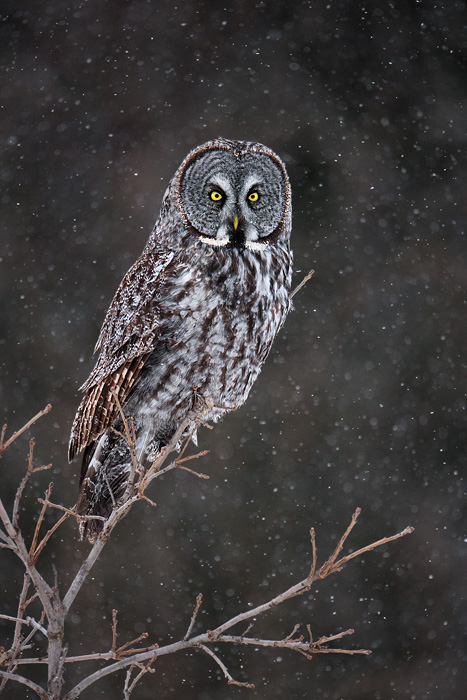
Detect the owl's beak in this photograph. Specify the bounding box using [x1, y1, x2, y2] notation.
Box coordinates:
[227, 212, 245, 249]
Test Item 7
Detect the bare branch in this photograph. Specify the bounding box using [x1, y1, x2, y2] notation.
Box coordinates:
[12, 439, 35, 525]
[0, 574, 32, 694]
[198, 644, 255, 688]
[112, 391, 141, 503]
[0, 404, 52, 456]
[12, 574, 31, 651]
[109, 612, 157, 659]
[0, 497, 55, 621]
[333, 526, 415, 569]
[215, 633, 371, 656]
[208, 517, 412, 641]
[290, 268, 315, 300]
[0, 614, 47, 638]
[184, 593, 203, 641]
[123, 658, 156, 699]
[0, 528, 16, 550]
[61, 515, 412, 698]
[140, 494, 157, 508]
[29, 483, 54, 563]
[284, 623, 301, 641]
[62, 411, 204, 616]
[176, 462, 210, 479]
[318, 507, 361, 577]
[0, 424, 6, 452]
[309, 527, 317, 578]
[111, 609, 118, 655]
[0, 670, 48, 698]
[1, 405, 414, 699]
[31, 511, 72, 562]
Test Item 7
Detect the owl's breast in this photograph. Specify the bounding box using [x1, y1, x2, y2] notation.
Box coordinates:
[131, 243, 291, 430]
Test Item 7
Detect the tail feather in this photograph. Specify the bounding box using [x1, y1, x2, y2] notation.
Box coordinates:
[75, 433, 137, 543]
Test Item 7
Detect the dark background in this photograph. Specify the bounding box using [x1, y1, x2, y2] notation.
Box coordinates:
[1, 1, 466, 698]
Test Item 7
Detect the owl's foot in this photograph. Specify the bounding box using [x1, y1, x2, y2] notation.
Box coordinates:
[191, 385, 215, 415]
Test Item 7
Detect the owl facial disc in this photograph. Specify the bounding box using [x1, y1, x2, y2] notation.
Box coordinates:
[176, 140, 291, 251]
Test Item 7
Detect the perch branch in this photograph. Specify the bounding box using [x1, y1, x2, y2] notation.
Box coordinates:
[1, 407, 414, 699]
[62, 411, 203, 615]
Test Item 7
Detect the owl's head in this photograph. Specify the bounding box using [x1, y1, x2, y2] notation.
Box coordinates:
[174, 138, 291, 251]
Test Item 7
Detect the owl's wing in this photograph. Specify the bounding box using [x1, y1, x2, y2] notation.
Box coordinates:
[68, 247, 178, 462]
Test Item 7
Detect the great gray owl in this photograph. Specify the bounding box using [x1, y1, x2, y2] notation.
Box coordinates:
[69, 138, 293, 542]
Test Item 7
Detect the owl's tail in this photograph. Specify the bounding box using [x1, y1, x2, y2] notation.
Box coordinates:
[76, 432, 137, 543]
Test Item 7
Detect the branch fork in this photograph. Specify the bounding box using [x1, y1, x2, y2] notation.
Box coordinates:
[0, 406, 413, 698]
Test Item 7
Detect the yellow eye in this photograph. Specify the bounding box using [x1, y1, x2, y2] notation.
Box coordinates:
[210, 190, 223, 201]
[248, 191, 259, 203]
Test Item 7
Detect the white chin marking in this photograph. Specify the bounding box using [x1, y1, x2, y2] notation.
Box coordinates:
[198, 236, 230, 247]
[245, 239, 268, 251]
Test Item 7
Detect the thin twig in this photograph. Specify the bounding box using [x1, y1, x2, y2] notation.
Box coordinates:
[0, 574, 31, 693]
[319, 507, 361, 577]
[176, 463, 210, 479]
[0, 528, 16, 550]
[23, 592, 39, 610]
[0, 424, 7, 452]
[0, 497, 55, 620]
[37, 499, 106, 525]
[12, 574, 31, 652]
[29, 483, 54, 563]
[215, 633, 371, 656]
[32, 511, 72, 562]
[108, 611, 158, 661]
[123, 658, 156, 698]
[0, 404, 52, 456]
[12, 439, 35, 524]
[112, 391, 140, 503]
[11, 436, 52, 526]
[116, 634, 149, 656]
[332, 526, 415, 570]
[140, 494, 157, 508]
[177, 450, 210, 465]
[290, 269, 315, 300]
[177, 422, 199, 462]
[198, 644, 255, 688]
[309, 527, 317, 578]
[111, 610, 118, 654]
[184, 593, 203, 641]
[284, 623, 301, 641]
[312, 628, 355, 647]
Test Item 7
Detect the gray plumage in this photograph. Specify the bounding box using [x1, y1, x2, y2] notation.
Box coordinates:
[69, 138, 293, 541]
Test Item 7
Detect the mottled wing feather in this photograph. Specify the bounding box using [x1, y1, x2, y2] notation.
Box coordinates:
[69, 243, 180, 463]
[68, 353, 151, 462]
[80, 247, 177, 392]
